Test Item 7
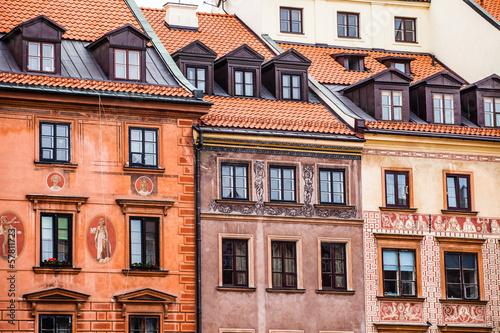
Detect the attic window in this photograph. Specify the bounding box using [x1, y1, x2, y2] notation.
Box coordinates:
[377, 56, 414, 74]
[28, 42, 55, 72]
[115, 49, 140, 80]
[332, 53, 368, 72]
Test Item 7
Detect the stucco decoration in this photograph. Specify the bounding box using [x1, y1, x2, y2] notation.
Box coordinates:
[87, 216, 116, 263]
[302, 164, 314, 217]
[135, 176, 153, 196]
[381, 213, 429, 231]
[0, 211, 25, 261]
[254, 160, 265, 215]
[432, 215, 489, 233]
[380, 301, 423, 322]
[47, 172, 65, 191]
[443, 304, 486, 324]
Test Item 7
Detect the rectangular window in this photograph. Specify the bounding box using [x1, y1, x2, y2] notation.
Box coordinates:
[280, 7, 302, 34]
[382, 249, 416, 296]
[271, 241, 297, 289]
[186, 66, 206, 93]
[40, 122, 71, 163]
[234, 70, 254, 97]
[282, 74, 301, 100]
[394, 62, 407, 73]
[39, 315, 71, 333]
[381, 90, 403, 121]
[385, 170, 409, 208]
[319, 169, 345, 205]
[41, 214, 72, 265]
[433, 93, 454, 124]
[337, 12, 359, 38]
[445, 252, 479, 300]
[28, 42, 55, 72]
[130, 217, 159, 268]
[222, 239, 248, 287]
[269, 166, 296, 202]
[115, 49, 141, 80]
[395, 17, 416, 43]
[130, 316, 159, 333]
[129, 127, 158, 168]
[221, 163, 248, 200]
[321, 243, 347, 290]
[446, 174, 471, 211]
[484, 97, 500, 127]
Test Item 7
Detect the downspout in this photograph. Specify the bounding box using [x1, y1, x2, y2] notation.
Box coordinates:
[194, 126, 203, 333]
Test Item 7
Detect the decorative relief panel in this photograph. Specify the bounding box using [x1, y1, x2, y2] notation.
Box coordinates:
[380, 301, 423, 322]
[442, 304, 486, 324]
[432, 215, 490, 233]
[381, 213, 429, 231]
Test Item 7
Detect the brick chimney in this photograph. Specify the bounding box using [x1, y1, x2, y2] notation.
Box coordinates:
[164, 2, 198, 30]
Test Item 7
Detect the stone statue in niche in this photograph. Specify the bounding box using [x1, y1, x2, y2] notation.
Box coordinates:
[94, 218, 111, 262]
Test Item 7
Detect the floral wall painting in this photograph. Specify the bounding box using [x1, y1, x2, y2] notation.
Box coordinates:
[87, 216, 116, 263]
[0, 211, 25, 261]
[47, 172, 65, 191]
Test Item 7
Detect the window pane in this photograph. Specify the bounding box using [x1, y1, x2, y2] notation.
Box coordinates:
[29, 42, 40, 56]
[291, 10, 301, 21]
[43, 58, 54, 72]
[115, 64, 126, 79]
[280, 9, 289, 20]
[129, 65, 140, 80]
[395, 63, 406, 72]
[458, 177, 469, 208]
[235, 71, 243, 84]
[462, 254, 476, 269]
[187, 67, 195, 80]
[41, 216, 53, 261]
[245, 83, 253, 96]
[383, 250, 398, 271]
[129, 51, 140, 66]
[338, 26, 347, 37]
[399, 251, 414, 271]
[130, 219, 142, 263]
[115, 50, 126, 64]
[283, 75, 290, 87]
[145, 130, 156, 142]
[386, 173, 395, 205]
[29, 56, 40, 71]
[445, 253, 460, 269]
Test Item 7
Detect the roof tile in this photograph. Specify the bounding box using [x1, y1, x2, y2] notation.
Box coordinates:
[474, 0, 500, 22]
[365, 121, 500, 137]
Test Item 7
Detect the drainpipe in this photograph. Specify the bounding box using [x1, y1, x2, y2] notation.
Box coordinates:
[194, 126, 203, 333]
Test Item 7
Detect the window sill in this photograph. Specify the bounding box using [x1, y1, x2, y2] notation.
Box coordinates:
[377, 296, 425, 302]
[34, 161, 78, 169]
[123, 166, 165, 173]
[379, 206, 418, 213]
[33, 266, 81, 275]
[216, 286, 256, 292]
[314, 204, 355, 210]
[264, 202, 303, 208]
[215, 199, 256, 205]
[316, 289, 355, 295]
[266, 288, 306, 293]
[122, 269, 169, 277]
[439, 299, 488, 305]
[441, 209, 479, 216]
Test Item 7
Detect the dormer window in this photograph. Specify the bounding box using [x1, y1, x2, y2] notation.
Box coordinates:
[235, 70, 254, 97]
[433, 93, 454, 124]
[332, 53, 368, 72]
[28, 42, 55, 72]
[484, 98, 500, 127]
[394, 63, 406, 73]
[282, 74, 301, 100]
[381, 90, 403, 121]
[377, 56, 414, 75]
[115, 49, 140, 80]
[186, 66, 207, 93]
[460, 74, 500, 127]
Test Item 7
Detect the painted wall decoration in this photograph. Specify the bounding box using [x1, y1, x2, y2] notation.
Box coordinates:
[87, 216, 116, 263]
[380, 301, 423, 322]
[135, 176, 153, 196]
[47, 172, 65, 191]
[0, 211, 25, 260]
[381, 213, 429, 231]
[432, 215, 490, 233]
[443, 304, 486, 324]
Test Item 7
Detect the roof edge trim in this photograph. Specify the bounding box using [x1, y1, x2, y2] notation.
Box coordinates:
[463, 0, 500, 31]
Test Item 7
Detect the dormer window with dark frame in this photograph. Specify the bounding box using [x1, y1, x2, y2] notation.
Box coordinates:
[235, 70, 254, 97]
[377, 56, 415, 75]
[115, 49, 141, 81]
[282, 74, 301, 100]
[186, 66, 207, 93]
[433, 93, 454, 124]
[28, 42, 55, 72]
[332, 53, 368, 72]
[381, 90, 403, 121]
[484, 97, 500, 127]
[460, 74, 500, 128]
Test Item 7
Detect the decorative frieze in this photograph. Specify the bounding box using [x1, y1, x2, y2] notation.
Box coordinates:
[442, 304, 486, 324]
[380, 301, 423, 322]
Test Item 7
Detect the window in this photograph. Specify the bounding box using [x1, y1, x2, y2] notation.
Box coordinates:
[337, 12, 359, 38]
[41, 214, 72, 265]
[130, 217, 159, 267]
[321, 243, 347, 290]
[234, 70, 254, 97]
[381, 90, 403, 121]
[130, 316, 159, 333]
[186, 66, 206, 93]
[394, 62, 406, 73]
[382, 249, 416, 297]
[280, 7, 302, 34]
[484, 97, 500, 127]
[221, 163, 248, 200]
[129, 127, 158, 168]
[282, 74, 301, 100]
[39, 315, 71, 333]
[115, 49, 141, 80]
[385, 171, 409, 208]
[222, 239, 248, 287]
[319, 169, 345, 205]
[269, 166, 296, 202]
[444, 252, 479, 300]
[271, 241, 297, 288]
[446, 174, 471, 211]
[40, 122, 70, 163]
[395, 17, 416, 43]
[28, 42, 55, 72]
[433, 93, 454, 124]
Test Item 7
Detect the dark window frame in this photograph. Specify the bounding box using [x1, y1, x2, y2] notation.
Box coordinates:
[380, 89, 404, 121]
[445, 174, 471, 211]
[39, 122, 71, 164]
[384, 170, 410, 208]
[280, 7, 303, 34]
[271, 240, 297, 289]
[281, 73, 302, 100]
[321, 242, 347, 290]
[222, 238, 249, 287]
[114, 48, 142, 81]
[40, 213, 73, 266]
[318, 168, 346, 205]
[337, 12, 359, 39]
[186, 65, 207, 93]
[220, 163, 250, 201]
[395, 17, 416, 43]
[432, 93, 455, 124]
[444, 252, 479, 300]
[39, 314, 72, 333]
[382, 248, 417, 297]
[234, 69, 255, 97]
[128, 127, 159, 168]
[27, 41, 56, 73]
[483, 96, 500, 127]
[129, 315, 160, 333]
[129, 217, 160, 268]
[269, 165, 297, 203]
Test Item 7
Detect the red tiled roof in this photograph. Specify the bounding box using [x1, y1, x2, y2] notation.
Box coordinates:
[141, 9, 275, 60]
[0, 0, 142, 41]
[202, 96, 355, 135]
[278, 43, 445, 85]
[0, 72, 193, 97]
[365, 121, 500, 137]
[474, 0, 500, 21]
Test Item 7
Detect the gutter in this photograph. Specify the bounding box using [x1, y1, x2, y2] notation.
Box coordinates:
[124, 0, 204, 98]
[193, 127, 203, 333]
